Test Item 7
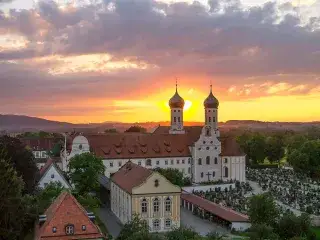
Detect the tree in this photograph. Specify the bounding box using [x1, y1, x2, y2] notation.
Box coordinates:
[125, 125, 147, 133]
[276, 213, 312, 240]
[117, 215, 150, 240]
[206, 231, 225, 240]
[154, 168, 184, 187]
[248, 193, 279, 226]
[264, 136, 285, 164]
[68, 152, 105, 195]
[0, 136, 39, 194]
[36, 182, 66, 213]
[0, 158, 36, 240]
[48, 142, 62, 157]
[104, 128, 118, 133]
[248, 224, 279, 240]
[166, 226, 202, 240]
[247, 133, 267, 164]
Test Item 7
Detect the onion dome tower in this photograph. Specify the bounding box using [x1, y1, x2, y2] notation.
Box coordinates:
[169, 80, 185, 134]
[204, 84, 219, 129]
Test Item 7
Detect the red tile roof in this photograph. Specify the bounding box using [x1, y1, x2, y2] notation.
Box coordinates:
[35, 191, 105, 240]
[85, 133, 196, 159]
[181, 192, 249, 222]
[20, 137, 62, 151]
[111, 161, 153, 193]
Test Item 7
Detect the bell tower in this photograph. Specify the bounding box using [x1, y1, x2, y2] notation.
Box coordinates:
[169, 80, 185, 134]
[204, 84, 219, 130]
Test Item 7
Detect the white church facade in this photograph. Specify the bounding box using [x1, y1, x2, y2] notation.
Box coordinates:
[63, 85, 246, 183]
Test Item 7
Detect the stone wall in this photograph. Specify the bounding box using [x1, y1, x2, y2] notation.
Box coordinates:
[182, 183, 235, 193]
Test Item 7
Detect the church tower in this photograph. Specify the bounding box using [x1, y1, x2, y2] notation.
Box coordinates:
[204, 84, 219, 130]
[169, 81, 185, 134]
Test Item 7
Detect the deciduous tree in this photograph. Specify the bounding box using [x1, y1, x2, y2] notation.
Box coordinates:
[125, 125, 147, 133]
[248, 193, 279, 226]
[265, 136, 285, 163]
[0, 136, 39, 194]
[68, 152, 105, 195]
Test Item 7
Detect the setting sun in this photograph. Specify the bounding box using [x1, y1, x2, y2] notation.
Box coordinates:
[184, 100, 192, 111]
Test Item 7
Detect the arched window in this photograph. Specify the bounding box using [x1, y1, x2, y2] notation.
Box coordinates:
[198, 158, 202, 165]
[174, 117, 176, 123]
[165, 197, 171, 212]
[224, 167, 228, 178]
[201, 172, 204, 178]
[141, 198, 148, 213]
[212, 171, 215, 177]
[153, 198, 160, 212]
[146, 159, 152, 166]
[209, 117, 211, 122]
[214, 157, 218, 164]
[206, 156, 210, 165]
[205, 127, 211, 136]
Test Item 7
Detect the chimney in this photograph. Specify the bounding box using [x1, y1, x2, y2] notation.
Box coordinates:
[39, 215, 47, 226]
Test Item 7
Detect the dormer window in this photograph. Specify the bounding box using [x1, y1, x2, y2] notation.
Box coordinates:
[65, 224, 74, 235]
[51, 174, 54, 179]
[146, 159, 152, 166]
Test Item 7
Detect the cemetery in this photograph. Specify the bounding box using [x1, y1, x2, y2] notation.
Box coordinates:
[192, 181, 253, 214]
[246, 168, 320, 216]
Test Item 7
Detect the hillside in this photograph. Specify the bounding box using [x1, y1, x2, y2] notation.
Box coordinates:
[0, 114, 319, 134]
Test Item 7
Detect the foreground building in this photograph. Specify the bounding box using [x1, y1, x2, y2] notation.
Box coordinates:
[35, 191, 105, 239]
[110, 161, 181, 232]
[64, 85, 246, 183]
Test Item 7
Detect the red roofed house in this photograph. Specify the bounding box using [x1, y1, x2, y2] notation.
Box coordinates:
[110, 161, 181, 232]
[35, 191, 106, 240]
[64, 85, 246, 183]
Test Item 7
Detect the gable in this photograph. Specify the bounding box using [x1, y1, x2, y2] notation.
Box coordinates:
[132, 172, 181, 195]
[39, 194, 102, 239]
[39, 164, 71, 189]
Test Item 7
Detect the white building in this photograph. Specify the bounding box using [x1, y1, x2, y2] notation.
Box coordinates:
[64, 85, 246, 183]
[110, 161, 181, 232]
[38, 158, 71, 189]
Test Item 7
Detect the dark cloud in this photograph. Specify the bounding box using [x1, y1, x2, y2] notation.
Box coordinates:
[0, 0, 319, 117]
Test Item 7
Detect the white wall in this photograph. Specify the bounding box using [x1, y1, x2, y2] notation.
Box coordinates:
[39, 165, 70, 189]
[111, 182, 132, 224]
[182, 183, 235, 193]
[193, 126, 222, 183]
[222, 156, 246, 182]
[231, 222, 251, 232]
[103, 157, 191, 178]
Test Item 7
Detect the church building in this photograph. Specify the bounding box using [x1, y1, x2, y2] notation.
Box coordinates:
[64, 84, 246, 183]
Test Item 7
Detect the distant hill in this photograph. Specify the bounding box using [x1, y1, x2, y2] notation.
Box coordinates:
[0, 114, 319, 134]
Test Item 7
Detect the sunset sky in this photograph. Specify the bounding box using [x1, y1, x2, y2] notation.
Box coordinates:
[0, 0, 319, 123]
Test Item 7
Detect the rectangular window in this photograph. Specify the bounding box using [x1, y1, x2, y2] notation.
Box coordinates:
[171, 160, 174, 165]
[42, 152, 47, 158]
[156, 160, 159, 165]
[174, 117, 176, 123]
[182, 159, 185, 164]
[110, 162, 113, 167]
[153, 220, 160, 230]
[138, 161, 141, 165]
[177, 160, 180, 164]
[165, 219, 172, 228]
[188, 158, 191, 164]
[165, 160, 168, 165]
[224, 158, 228, 163]
[213, 117, 216, 122]
[201, 172, 204, 178]
[118, 161, 122, 167]
[208, 117, 211, 122]
[178, 117, 181, 122]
